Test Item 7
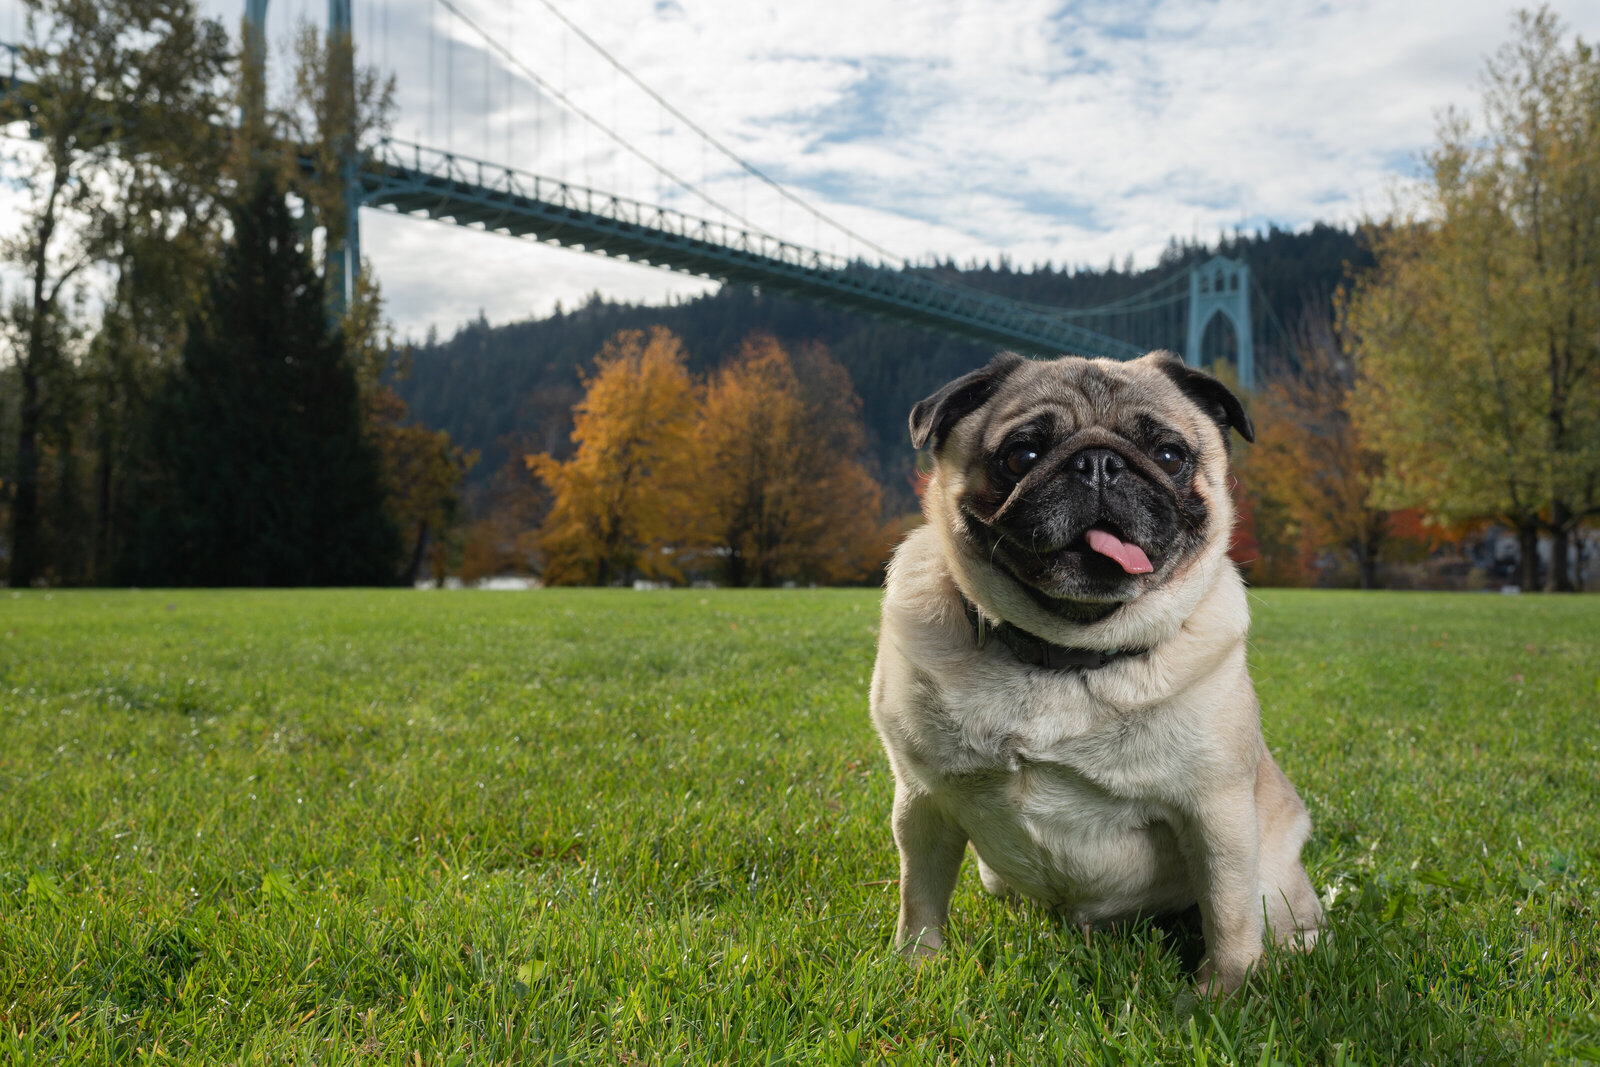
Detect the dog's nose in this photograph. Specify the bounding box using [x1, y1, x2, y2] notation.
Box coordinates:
[1069, 448, 1126, 488]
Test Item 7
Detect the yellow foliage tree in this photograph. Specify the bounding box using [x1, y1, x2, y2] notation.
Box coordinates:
[1345, 9, 1600, 590]
[689, 334, 890, 586]
[525, 327, 696, 585]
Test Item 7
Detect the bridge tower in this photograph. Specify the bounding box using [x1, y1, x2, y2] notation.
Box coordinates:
[1185, 255, 1253, 389]
[243, 0, 269, 119]
[240, 0, 362, 317]
[324, 0, 360, 317]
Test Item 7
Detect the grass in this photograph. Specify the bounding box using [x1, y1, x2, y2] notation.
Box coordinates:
[1, 586, 1597, 1065]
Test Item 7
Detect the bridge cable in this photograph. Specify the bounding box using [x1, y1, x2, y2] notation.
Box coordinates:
[517, 0, 1183, 323]
[481, 7, 489, 158]
[426, 2, 433, 144]
[984, 265, 1188, 323]
[445, 2, 453, 153]
[503, 0, 511, 166]
[524, 0, 906, 268]
[425, 0, 1206, 330]
[430, 0, 772, 240]
[1253, 275, 1292, 346]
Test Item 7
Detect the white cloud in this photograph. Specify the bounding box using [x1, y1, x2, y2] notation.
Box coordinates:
[5, 0, 1599, 338]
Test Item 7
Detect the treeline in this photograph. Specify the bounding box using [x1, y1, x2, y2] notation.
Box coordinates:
[0, 0, 471, 588]
[9, 3, 1592, 592]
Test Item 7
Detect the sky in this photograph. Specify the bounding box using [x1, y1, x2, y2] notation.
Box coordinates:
[6, 0, 1600, 341]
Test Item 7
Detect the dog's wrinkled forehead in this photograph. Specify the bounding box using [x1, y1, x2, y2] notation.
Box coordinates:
[911, 351, 1253, 455]
[973, 358, 1203, 449]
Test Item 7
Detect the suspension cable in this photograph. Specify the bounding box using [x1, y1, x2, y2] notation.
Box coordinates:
[430, 0, 773, 241]
[527, 0, 905, 267]
[425, 0, 1251, 331]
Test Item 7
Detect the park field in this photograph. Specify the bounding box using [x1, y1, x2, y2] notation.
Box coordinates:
[1, 587, 1597, 1064]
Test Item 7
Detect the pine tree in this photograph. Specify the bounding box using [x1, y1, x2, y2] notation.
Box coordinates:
[125, 175, 398, 586]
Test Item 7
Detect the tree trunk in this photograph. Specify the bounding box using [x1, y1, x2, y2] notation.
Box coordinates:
[10, 356, 42, 586]
[1517, 519, 1541, 591]
[726, 548, 745, 589]
[1545, 505, 1573, 592]
[1356, 525, 1382, 590]
[54, 430, 88, 586]
[10, 172, 66, 588]
[402, 519, 429, 585]
[92, 404, 115, 585]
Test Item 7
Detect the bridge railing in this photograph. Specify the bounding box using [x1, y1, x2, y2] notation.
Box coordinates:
[369, 137, 859, 275]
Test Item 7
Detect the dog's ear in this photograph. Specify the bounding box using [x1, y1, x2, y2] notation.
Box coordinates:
[910, 352, 1028, 451]
[1151, 353, 1255, 443]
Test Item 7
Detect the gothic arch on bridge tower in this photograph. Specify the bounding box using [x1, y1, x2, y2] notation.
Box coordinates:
[1185, 254, 1253, 389]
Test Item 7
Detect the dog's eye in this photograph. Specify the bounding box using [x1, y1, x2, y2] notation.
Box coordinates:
[1153, 445, 1186, 476]
[1004, 446, 1040, 477]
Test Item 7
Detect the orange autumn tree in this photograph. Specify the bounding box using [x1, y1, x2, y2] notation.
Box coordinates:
[525, 327, 696, 585]
[689, 333, 890, 586]
[1239, 309, 1393, 588]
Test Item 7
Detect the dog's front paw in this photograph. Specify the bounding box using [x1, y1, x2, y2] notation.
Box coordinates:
[1195, 958, 1252, 998]
[896, 926, 944, 963]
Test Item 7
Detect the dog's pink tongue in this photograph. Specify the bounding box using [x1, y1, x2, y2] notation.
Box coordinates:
[1086, 528, 1153, 575]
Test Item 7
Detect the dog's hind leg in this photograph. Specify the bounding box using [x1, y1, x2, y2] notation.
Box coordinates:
[1255, 748, 1323, 949]
[974, 850, 1015, 900]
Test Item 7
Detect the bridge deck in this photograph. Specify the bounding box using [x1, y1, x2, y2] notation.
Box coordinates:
[362, 139, 1144, 361]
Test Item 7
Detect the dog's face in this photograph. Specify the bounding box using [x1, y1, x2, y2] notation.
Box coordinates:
[911, 351, 1253, 627]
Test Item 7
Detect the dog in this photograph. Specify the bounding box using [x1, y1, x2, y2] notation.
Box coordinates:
[869, 350, 1320, 994]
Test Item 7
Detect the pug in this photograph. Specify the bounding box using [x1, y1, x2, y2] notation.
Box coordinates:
[870, 350, 1320, 994]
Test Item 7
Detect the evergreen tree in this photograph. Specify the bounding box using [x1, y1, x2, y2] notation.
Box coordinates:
[395, 225, 1372, 518]
[125, 175, 398, 586]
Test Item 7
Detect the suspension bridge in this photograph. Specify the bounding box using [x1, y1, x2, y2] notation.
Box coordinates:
[4, 1, 1283, 386]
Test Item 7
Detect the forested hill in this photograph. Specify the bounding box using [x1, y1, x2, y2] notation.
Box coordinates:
[393, 223, 1372, 513]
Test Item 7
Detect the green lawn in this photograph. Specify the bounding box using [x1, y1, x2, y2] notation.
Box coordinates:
[2, 587, 1597, 1064]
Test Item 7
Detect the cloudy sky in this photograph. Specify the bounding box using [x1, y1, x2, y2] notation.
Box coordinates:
[7, 0, 1600, 339]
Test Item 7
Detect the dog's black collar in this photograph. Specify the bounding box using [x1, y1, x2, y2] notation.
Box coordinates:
[961, 596, 1145, 671]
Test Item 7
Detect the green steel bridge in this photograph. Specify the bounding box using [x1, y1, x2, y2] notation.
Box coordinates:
[2, 4, 1274, 385]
